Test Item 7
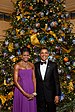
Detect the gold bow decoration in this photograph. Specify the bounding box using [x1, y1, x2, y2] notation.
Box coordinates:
[37, 0, 44, 2]
[7, 91, 13, 100]
[49, 31, 58, 40]
[16, 16, 21, 21]
[8, 43, 14, 52]
[68, 81, 74, 93]
[0, 91, 13, 105]
[0, 95, 6, 105]
[30, 34, 40, 46]
[62, 47, 72, 53]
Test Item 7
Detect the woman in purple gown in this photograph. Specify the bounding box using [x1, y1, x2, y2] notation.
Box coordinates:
[13, 47, 37, 112]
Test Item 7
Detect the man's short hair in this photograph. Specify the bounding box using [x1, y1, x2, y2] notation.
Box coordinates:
[40, 47, 49, 52]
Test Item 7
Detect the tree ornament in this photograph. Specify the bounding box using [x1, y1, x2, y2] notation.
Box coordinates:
[4, 79, 7, 86]
[68, 81, 74, 92]
[30, 34, 40, 46]
[37, 0, 43, 2]
[20, 30, 25, 35]
[3, 50, 8, 57]
[33, 28, 38, 33]
[46, 10, 49, 15]
[10, 55, 15, 60]
[72, 39, 75, 44]
[66, 74, 71, 79]
[16, 28, 20, 36]
[49, 37, 54, 43]
[49, 31, 57, 40]
[0, 95, 6, 105]
[63, 57, 69, 62]
[50, 21, 58, 27]
[40, 12, 44, 17]
[36, 23, 40, 28]
[17, 49, 21, 55]
[72, 61, 75, 66]
[29, 6, 33, 10]
[12, 57, 18, 62]
[15, 43, 19, 48]
[16, 16, 21, 21]
[7, 91, 13, 100]
[48, 55, 53, 61]
[55, 45, 61, 54]
[60, 92, 65, 101]
[8, 43, 14, 52]
[58, 68, 62, 74]
[45, 0, 48, 5]
[46, 27, 51, 32]
[65, 62, 70, 66]
[40, 38, 45, 44]
[45, 24, 48, 30]
[5, 40, 9, 46]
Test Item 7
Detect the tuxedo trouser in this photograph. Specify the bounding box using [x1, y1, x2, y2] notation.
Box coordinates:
[37, 99, 56, 112]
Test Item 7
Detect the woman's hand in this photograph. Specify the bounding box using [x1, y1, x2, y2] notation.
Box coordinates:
[26, 93, 34, 100]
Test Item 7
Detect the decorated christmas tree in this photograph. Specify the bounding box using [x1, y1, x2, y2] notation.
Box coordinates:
[0, 0, 75, 111]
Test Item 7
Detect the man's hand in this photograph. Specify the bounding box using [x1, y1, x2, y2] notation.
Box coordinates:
[54, 96, 59, 104]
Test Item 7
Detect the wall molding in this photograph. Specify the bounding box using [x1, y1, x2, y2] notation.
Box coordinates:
[66, 1, 75, 11]
[0, 4, 14, 14]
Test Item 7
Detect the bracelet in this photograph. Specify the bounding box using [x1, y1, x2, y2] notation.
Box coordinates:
[33, 92, 37, 96]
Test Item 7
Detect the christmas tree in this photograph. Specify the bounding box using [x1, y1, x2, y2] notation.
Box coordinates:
[0, 0, 75, 111]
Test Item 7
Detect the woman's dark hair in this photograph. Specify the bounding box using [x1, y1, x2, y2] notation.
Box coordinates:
[21, 46, 30, 54]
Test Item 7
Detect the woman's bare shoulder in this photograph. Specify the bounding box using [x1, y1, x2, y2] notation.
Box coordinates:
[28, 62, 34, 69]
[14, 62, 21, 69]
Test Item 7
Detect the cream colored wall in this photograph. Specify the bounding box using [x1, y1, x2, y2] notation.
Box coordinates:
[0, 21, 11, 41]
[70, 19, 75, 33]
[65, 0, 75, 11]
[0, 0, 14, 13]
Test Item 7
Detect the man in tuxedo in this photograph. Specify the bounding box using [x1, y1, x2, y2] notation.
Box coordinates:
[35, 47, 61, 112]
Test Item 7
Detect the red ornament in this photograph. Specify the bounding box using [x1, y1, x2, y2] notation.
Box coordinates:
[63, 57, 69, 62]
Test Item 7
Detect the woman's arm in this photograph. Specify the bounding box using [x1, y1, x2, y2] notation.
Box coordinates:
[32, 64, 37, 96]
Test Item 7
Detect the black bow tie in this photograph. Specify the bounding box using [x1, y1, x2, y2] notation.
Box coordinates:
[40, 61, 46, 65]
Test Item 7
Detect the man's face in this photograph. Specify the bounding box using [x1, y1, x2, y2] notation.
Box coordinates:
[40, 49, 49, 61]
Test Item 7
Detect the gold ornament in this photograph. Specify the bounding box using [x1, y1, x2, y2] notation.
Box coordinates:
[12, 57, 18, 62]
[58, 19, 61, 23]
[7, 91, 13, 100]
[49, 31, 57, 40]
[4, 79, 6, 85]
[68, 81, 74, 92]
[37, 0, 43, 2]
[30, 34, 40, 46]
[45, 24, 48, 30]
[18, 1, 22, 7]
[62, 47, 71, 53]
[8, 43, 14, 52]
[0, 95, 6, 105]
[24, 11, 30, 15]
[61, 32, 65, 37]
[16, 28, 20, 36]
[16, 16, 21, 21]
[55, 55, 60, 59]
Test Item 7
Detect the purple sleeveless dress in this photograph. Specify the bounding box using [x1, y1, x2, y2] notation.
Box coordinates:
[13, 69, 37, 112]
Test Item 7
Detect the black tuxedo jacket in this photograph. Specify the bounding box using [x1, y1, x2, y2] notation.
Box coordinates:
[35, 60, 61, 102]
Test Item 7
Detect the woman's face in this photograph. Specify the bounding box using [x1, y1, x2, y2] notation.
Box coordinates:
[22, 51, 30, 62]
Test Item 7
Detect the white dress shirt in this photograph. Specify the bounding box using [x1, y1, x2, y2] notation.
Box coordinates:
[40, 59, 48, 80]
